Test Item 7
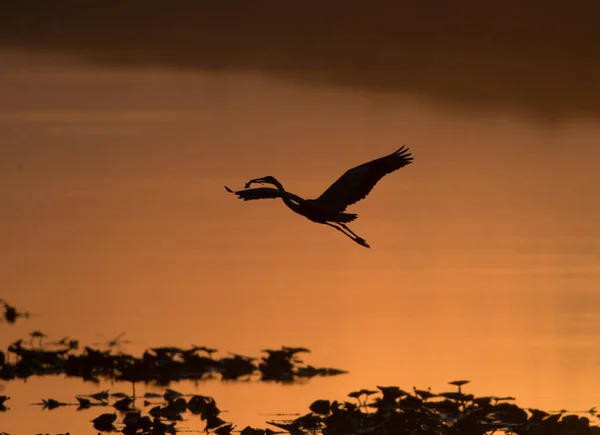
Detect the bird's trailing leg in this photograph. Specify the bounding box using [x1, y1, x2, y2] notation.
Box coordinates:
[340, 223, 361, 239]
[339, 223, 370, 248]
[324, 222, 370, 248]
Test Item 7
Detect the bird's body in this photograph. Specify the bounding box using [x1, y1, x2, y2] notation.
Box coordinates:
[225, 146, 413, 248]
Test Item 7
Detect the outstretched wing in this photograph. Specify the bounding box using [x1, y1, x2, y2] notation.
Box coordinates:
[225, 186, 285, 201]
[314, 146, 413, 213]
[225, 186, 305, 204]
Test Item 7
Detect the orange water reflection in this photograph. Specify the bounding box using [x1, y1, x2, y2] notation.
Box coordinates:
[1, 52, 599, 433]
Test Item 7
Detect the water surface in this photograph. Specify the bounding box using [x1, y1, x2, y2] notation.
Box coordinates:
[1, 51, 599, 433]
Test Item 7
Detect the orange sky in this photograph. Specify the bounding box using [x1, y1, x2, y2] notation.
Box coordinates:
[1, 51, 600, 433]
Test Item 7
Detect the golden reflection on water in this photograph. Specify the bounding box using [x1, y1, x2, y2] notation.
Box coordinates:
[1, 51, 599, 433]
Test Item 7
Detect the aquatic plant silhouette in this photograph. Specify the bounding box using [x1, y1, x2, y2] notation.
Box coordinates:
[31, 398, 75, 410]
[2, 316, 598, 434]
[0, 299, 32, 325]
[258, 381, 600, 435]
[92, 412, 117, 431]
[28, 330, 48, 348]
[0, 394, 9, 412]
[0, 334, 346, 389]
[78, 390, 229, 433]
[69, 381, 600, 434]
[14, 379, 600, 434]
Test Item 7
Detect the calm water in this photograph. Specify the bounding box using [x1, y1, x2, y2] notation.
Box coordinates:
[1, 51, 599, 433]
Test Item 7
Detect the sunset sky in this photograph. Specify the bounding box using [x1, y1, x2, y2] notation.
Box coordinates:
[1, 2, 600, 433]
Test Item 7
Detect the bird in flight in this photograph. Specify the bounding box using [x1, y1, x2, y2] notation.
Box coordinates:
[225, 146, 413, 248]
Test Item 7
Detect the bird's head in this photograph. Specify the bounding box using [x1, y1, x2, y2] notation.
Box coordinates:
[244, 176, 278, 189]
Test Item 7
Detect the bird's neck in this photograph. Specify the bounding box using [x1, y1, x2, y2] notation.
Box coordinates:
[267, 180, 305, 213]
[269, 179, 285, 191]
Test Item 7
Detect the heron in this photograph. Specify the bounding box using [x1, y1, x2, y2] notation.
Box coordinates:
[225, 146, 413, 248]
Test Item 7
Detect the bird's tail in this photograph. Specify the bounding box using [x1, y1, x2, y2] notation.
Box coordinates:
[337, 213, 358, 223]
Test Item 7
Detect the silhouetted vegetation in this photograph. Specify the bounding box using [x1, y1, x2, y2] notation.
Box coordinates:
[0, 299, 32, 325]
[0, 335, 346, 387]
[2, 303, 598, 434]
[9, 382, 600, 435]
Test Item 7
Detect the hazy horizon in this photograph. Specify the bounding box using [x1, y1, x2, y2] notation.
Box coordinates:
[1, 1, 599, 119]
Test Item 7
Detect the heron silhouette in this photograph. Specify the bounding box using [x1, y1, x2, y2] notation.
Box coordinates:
[225, 146, 413, 248]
